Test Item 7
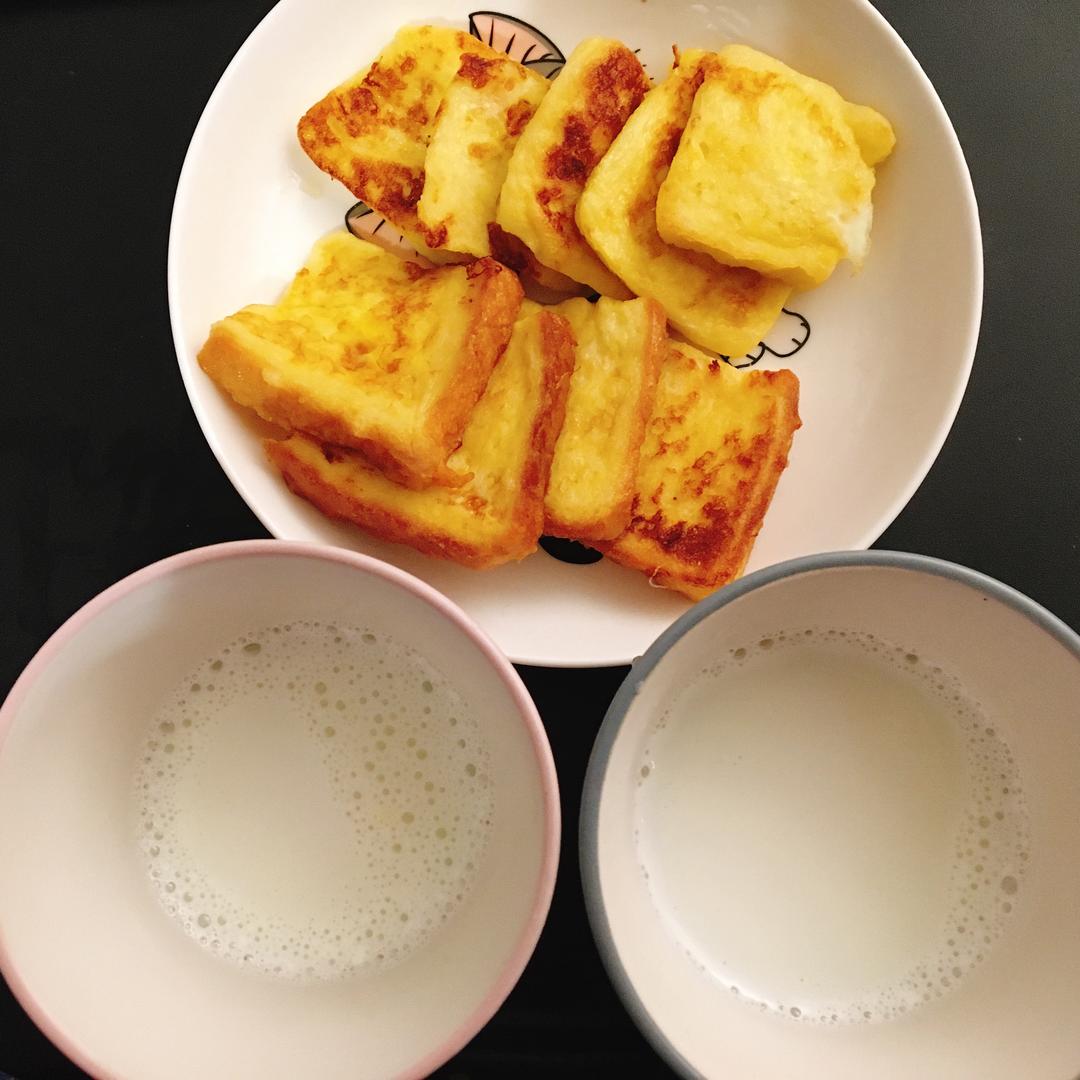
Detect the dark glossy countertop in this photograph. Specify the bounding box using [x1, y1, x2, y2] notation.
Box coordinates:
[2, 1, 1078, 1076]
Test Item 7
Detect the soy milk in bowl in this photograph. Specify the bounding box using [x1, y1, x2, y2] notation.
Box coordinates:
[582, 553, 1080, 1080]
[136, 620, 496, 980]
[0, 541, 559, 1080]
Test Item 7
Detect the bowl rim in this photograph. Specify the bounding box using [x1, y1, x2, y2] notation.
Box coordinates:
[165, 0, 985, 669]
[579, 548, 1080, 1079]
[0, 538, 561, 1080]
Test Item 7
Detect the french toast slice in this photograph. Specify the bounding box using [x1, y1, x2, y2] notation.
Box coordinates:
[198, 231, 523, 489]
[577, 50, 792, 358]
[417, 52, 548, 258]
[297, 25, 498, 259]
[544, 297, 667, 541]
[264, 305, 575, 569]
[720, 45, 895, 168]
[495, 37, 650, 298]
[599, 341, 801, 599]
[656, 45, 889, 290]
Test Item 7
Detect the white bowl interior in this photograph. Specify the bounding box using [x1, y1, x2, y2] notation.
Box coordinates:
[168, 0, 981, 666]
[0, 550, 553, 1080]
[591, 563, 1080, 1079]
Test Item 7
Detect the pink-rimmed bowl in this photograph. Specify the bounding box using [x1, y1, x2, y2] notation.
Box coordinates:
[0, 540, 559, 1080]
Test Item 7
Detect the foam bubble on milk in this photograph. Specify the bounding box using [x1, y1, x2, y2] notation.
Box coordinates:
[635, 627, 1030, 1026]
[134, 621, 492, 981]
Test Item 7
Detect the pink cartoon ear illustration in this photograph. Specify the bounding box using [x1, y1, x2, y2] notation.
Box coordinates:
[723, 308, 812, 369]
[468, 11, 566, 77]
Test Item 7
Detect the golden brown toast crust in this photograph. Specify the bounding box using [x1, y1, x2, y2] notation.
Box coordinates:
[264, 310, 575, 569]
[496, 38, 650, 297]
[544, 297, 667, 542]
[599, 345, 801, 598]
[197, 235, 523, 490]
[416, 53, 547, 257]
[297, 27, 496, 251]
[425, 257, 525, 474]
[576, 51, 792, 357]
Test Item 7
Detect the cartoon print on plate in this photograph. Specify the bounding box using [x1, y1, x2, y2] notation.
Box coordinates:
[344, 201, 421, 258]
[723, 308, 812, 369]
[468, 10, 567, 77]
[343, 12, 811, 370]
[539, 536, 605, 565]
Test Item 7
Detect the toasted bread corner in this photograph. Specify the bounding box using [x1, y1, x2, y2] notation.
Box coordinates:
[198, 234, 523, 491]
[264, 304, 575, 570]
[600, 345, 801, 598]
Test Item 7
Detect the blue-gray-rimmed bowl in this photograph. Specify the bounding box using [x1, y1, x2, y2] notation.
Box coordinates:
[581, 551, 1080, 1080]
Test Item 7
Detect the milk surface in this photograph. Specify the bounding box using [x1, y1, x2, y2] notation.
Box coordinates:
[135, 620, 492, 980]
[636, 629, 1028, 1023]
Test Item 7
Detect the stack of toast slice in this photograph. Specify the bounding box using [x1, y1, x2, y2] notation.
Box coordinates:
[198, 231, 522, 488]
[298, 30, 893, 355]
[575, 49, 793, 358]
[265, 302, 575, 568]
[297, 26, 494, 263]
[200, 229, 802, 596]
[200, 26, 906, 596]
[298, 28, 651, 298]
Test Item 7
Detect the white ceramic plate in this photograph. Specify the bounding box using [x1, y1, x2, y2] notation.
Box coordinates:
[169, 0, 981, 667]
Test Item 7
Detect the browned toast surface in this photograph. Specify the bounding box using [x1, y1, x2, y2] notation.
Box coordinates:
[297, 26, 498, 257]
[577, 50, 792, 358]
[495, 37, 650, 297]
[197, 232, 522, 489]
[600, 342, 801, 598]
[544, 297, 666, 541]
[265, 306, 575, 568]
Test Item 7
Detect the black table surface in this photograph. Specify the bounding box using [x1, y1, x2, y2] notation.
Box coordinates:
[2, 1, 1078, 1077]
